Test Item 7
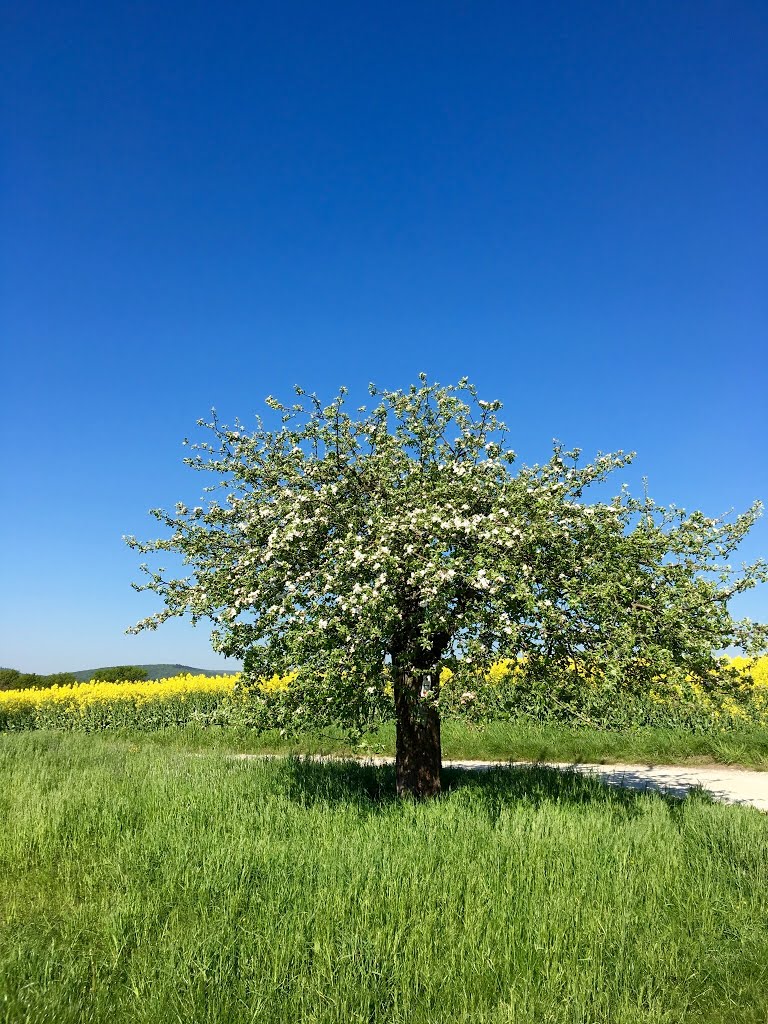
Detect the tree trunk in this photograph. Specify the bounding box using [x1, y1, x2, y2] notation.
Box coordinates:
[393, 667, 442, 798]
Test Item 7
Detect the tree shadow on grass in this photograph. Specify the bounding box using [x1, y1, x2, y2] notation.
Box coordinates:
[268, 757, 703, 818]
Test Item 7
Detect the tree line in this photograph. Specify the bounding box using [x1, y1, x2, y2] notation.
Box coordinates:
[0, 666, 149, 691]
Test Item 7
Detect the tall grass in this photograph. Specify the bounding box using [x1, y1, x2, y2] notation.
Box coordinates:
[103, 719, 768, 769]
[1, 732, 767, 1023]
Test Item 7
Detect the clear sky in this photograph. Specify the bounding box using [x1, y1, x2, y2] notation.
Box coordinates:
[2, 1, 766, 674]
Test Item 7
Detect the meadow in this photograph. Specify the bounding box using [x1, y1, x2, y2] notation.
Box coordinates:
[2, 660, 767, 1022]
[1, 732, 767, 1024]
[104, 719, 768, 770]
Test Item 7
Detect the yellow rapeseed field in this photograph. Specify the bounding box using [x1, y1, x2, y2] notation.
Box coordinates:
[0, 657, 766, 731]
[11, 673, 237, 705]
[0, 673, 242, 730]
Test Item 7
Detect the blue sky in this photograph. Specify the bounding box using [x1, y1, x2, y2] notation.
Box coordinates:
[2, 1, 766, 673]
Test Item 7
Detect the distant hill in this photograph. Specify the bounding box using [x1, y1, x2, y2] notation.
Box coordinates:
[72, 664, 238, 682]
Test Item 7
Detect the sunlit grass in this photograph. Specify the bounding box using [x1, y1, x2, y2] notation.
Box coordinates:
[103, 719, 768, 770]
[1, 732, 767, 1023]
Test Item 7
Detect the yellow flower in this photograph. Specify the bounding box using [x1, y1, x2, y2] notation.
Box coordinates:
[485, 660, 514, 685]
[258, 671, 297, 695]
[0, 673, 240, 716]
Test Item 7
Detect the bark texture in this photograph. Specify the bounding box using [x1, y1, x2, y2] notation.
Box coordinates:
[393, 668, 442, 798]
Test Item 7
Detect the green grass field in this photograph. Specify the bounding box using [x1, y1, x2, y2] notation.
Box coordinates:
[107, 719, 768, 770]
[1, 732, 767, 1023]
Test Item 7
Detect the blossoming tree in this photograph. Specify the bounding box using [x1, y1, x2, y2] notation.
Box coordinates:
[127, 377, 767, 797]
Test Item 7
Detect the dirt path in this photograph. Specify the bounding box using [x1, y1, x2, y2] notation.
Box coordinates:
[441, 759, 768, 811]
[229, 753, 768, 811]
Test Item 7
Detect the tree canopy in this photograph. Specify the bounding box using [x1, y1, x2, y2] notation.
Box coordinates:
[127, 376, 767, 795]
